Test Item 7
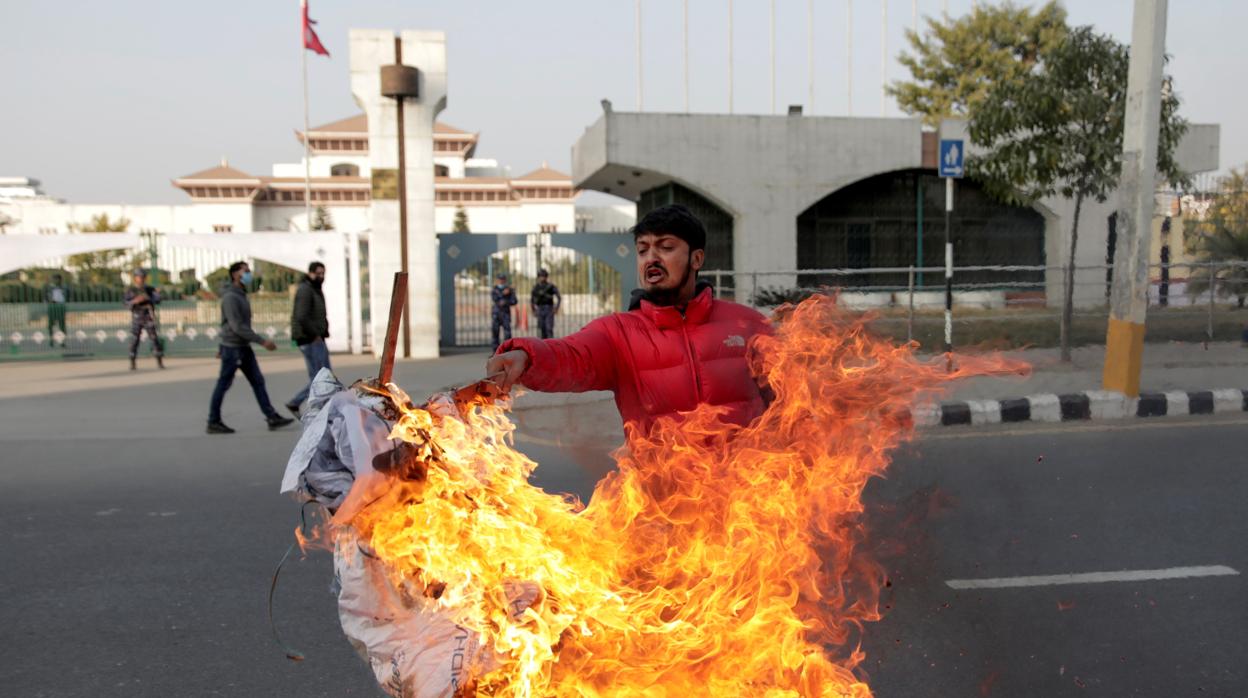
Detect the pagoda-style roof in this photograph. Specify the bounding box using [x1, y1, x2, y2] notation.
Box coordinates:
[175, 163, 260, 182]
[513, 164, 572, 183]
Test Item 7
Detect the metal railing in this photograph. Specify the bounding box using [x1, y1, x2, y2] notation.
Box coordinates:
[704, 261, 1248, 351]
[1, 295, 297, 360]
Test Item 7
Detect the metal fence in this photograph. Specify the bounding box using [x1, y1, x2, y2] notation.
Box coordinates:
[1, 294, 296, 360]
[705, 261, 1248, 352]
[452, 247, 623, 347]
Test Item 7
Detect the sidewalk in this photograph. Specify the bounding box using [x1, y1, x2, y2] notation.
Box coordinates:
[936, 341, 1248, 403]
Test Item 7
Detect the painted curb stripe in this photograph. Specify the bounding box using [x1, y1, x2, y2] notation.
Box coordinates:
[999, 398, 1030, 422]
[1058, 393, 1091, 421]
[941, 402, 971, 426]
[1187, 390, 1214, 415]
[922, 389, 1248, 428]
[1137, 393, 1167, 417]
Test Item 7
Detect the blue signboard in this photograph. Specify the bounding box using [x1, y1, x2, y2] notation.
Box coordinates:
[939, 139, 964, 178]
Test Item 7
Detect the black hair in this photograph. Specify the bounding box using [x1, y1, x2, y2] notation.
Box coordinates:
[630, 204, 706, 252]
[308, 261, 325, 274]
[228, 261, 248, 277]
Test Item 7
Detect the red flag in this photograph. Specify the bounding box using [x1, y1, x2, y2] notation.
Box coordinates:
[302, 0, 329, 57]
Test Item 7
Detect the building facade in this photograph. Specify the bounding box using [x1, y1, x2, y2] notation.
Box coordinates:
[0, 115, 595, 238]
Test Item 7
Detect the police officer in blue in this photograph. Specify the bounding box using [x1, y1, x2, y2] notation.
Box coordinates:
[490, 273, 517, 350]
[530, 269, 561, 339]
[124, 268, 164, 370]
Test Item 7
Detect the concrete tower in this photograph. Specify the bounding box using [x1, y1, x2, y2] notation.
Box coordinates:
[350, 29, 447, 359]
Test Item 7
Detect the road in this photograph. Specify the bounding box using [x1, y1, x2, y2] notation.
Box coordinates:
[0, 358, 1244, 696]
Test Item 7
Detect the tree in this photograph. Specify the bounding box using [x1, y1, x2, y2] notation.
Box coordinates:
[889, 2, 1067, 126]
[311, 205, 334, 231]
[67, 213, 135, 286]
[969, 26, 1188, 362]
[1186, 169, 1248, 307]
[453, 206, 470, 233]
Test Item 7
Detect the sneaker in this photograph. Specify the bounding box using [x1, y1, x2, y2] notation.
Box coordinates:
[206, 421, 235, 434]
[284, 401, 302, 419]
[129, 357, 137, 371]
[266, 415, 295, 431]
[157, 356, 165, 369]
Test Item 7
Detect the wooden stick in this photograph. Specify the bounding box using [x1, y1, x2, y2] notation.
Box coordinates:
[377, 271, 408, 386]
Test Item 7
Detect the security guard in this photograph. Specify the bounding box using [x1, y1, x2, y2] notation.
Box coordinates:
[124, 268, 164, 370]
[530, 269, 561, 339]
[490, 273, 517, 350]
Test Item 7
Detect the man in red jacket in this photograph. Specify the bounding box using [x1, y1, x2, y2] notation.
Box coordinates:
[486, 204, 771, 434]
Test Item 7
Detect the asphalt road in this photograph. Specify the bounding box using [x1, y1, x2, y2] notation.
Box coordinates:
[1, 361, 1245, 697]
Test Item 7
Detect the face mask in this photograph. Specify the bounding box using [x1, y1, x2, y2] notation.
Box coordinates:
[240, 271, 254, 285]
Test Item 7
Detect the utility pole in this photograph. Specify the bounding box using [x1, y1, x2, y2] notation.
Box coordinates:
[1104, 0, 1168, 396]
[808, 0, 814, 114]
[881, 0, 888, 116]
[683, 0, 690, 113]
[846, 0, 853, 116]
[723, 0, 728, 113]
[636, 0, 643, 111]
[770, 0, 776, 115]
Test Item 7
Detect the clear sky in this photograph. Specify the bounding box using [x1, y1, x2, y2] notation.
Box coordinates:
[3, 1, 1243, 204]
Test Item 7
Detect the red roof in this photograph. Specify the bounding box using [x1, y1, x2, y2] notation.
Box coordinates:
[305, 113, 472, 138]
[514, 165, 572, 183]
[175, 164, 259, 181]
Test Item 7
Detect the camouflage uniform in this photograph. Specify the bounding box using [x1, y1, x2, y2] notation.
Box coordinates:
[124, 282, 164, 361]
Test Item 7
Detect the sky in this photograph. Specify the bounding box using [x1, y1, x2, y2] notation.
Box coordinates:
[3, 1, 1245, 205]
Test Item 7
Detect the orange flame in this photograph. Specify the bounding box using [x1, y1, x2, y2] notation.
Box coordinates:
[347, 295, 1025, 696]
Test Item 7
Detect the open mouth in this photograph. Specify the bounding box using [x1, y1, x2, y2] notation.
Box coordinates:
[645, 267, 666, 284]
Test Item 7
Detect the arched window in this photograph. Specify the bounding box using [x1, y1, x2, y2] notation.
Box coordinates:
[330, 163, 359, 177]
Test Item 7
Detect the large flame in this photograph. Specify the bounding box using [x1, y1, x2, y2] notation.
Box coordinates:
[347, 295, 1024, 696]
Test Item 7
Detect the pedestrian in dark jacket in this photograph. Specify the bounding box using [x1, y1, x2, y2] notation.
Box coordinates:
[490, 273, 517, 350]
[530, 269, 561, 339]
[285, 262, 331, 416]
[207, 261, 294, 434]
[124, 268, 164, 370]
[488, 205, 771, 436]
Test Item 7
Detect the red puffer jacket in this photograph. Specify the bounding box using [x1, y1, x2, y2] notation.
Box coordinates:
[498, 285, 771, 433]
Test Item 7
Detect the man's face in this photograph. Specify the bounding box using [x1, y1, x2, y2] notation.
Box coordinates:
[234, 264, 250, 282]
[132, 274, 144, 287]
[311, 266, 326, 283]
[635, 232, 704, 293]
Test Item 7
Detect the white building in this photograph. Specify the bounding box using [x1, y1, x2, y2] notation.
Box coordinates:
[0, 114, 623, 239]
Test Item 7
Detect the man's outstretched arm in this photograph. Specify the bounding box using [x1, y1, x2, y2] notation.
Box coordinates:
[485, 318, 617, 394]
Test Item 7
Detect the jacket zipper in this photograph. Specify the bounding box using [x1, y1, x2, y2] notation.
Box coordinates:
[680, 321, 704, 403]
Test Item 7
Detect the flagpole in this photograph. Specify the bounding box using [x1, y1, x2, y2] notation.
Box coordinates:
[301, 0, 311, 231]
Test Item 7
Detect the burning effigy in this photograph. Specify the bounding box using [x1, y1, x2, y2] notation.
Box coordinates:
[281, 294, 1023, 697]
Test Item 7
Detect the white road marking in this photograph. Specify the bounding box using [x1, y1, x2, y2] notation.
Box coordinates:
[946, 565, 1240, 590]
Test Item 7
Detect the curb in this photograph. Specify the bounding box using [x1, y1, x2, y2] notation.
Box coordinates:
[915, 389, 1248, 428]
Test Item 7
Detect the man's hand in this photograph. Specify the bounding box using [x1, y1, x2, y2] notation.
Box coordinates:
[485, 349, 529, 392]
[132, 293, 149, 304]
[262, 340, 278, 351]
[502, 287, 512, 296]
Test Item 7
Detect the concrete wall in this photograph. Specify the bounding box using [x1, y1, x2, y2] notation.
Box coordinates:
[574, 112, 1221, 308]
[573, 112, 924, 295]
